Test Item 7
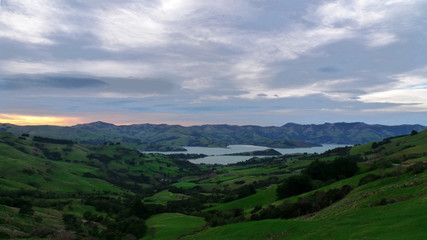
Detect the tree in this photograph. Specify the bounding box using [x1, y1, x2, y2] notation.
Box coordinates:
[330, 157, 359, 179]
[303, 160, 330, 181]
[62, 214, 82, 231]
[129, 198, 148, 219]
[117, 217, 147, 238]
[276, 175, 313, 199]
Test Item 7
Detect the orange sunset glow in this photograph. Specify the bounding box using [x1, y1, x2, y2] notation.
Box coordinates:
[0, 114, 81, 126]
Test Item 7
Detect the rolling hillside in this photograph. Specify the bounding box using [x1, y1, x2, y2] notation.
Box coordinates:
[1, 128, 427, 239]
[1, 122, 424, 151]
[177, 129, 427, 240]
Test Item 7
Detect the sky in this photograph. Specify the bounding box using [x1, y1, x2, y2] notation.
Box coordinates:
[0, 0, 427, 126]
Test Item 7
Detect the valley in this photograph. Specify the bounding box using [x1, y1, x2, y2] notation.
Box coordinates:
[2, 1, 426, 239]
[0, 125, 426, 239]
[2, 122, 424, 151]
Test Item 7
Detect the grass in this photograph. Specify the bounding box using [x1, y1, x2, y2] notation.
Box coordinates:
[0, 204, 64, 239]
[172, 182, 198, 189]
[0, 142, 126, 194]
[144, 190, 189, 205]
[207, 185, 278, 212]
[1, 129, 427, 239]
[142, 213, 206, 240]
[181, 131, 427, 239]
[183, 170, 427, 240]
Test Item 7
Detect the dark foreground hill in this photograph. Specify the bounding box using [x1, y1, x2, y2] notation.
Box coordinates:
[0, 121, 425, 151]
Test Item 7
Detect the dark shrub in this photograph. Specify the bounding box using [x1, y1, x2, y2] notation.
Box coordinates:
[0, 232, 10, 239]
[407, 162, 426, 174]
[276, 175, 313, 199]
[19, 204, 34, 216]
[63, 214, 82, 231]
[31, 228, 55, 238]
[303, 160, 330, 181]
[116, 217, 147, 238]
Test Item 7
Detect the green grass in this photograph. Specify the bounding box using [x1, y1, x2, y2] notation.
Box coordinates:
[184, 170, 427, 240]
[2, 128, 427, 239]
[207, 185, 278, 212]
[0, 142, 126, 194]
[142, 213, 206, 240]
[172, 182, 198, 189]
[182, 131, 427, 239]
[0, 204, 64, 239]
[144, 190, 189, 205]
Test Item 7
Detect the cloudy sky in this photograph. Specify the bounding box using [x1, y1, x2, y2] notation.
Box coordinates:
[1, 0, 427, 126]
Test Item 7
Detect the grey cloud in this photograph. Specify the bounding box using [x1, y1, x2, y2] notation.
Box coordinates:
[105, 78, 175, 94]
[1, 1, 427, 126]
[318, 66, 340, 73]
[42, 76, 107, 88]
[0, 75, 107, 90]
[0, 74, 177, 95]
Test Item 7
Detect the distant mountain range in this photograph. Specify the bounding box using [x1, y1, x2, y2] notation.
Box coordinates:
[0, 122, 425, 151]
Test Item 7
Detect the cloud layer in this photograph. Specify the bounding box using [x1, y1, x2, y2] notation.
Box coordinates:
[0, 0, 426, 125]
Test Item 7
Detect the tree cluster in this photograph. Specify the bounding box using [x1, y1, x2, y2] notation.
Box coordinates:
[253, 185, 353, 220]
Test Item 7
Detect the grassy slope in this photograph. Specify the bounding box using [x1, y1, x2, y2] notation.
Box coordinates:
[0, 131, 205, 238]
[143, 190, 189, 205]
[206, 185, 277, 212]
[350, 129, 427, 162]
[181, 130, 427, 240]
[142, 213, 206, 240]
[183, 170, 427, 240]
[2, 129, 427, 239]
[0, 131, 202, 194]
[0, 142, 124, 194]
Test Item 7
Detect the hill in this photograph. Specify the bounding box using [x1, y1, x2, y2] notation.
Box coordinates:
[178, 129, 427, 239]
[0, 131, 208, 238]
[1, 128, 427, 239]
[1, 122, 424, 151]
[280, 122, 426, 144]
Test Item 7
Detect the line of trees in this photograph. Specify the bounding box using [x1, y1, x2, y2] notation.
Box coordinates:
[277, 156, 359, 199]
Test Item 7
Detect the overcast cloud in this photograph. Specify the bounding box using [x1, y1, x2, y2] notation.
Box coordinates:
[0, 0, 426, 126]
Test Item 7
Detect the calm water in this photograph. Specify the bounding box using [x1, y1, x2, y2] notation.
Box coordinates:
[144, 144, 349, 165]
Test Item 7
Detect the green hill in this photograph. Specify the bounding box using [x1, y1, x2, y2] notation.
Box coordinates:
[1, 129, 427, 239]
[179, 130, 427, 239]
[2, 122, 424, 151]
[0, 131, 206, 239]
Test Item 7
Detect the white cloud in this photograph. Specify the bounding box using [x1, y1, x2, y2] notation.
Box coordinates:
[0, 0, 74, 44]
[308, 0, 422, 48]
[313, 0, 387, 29]
[0, 60, 152, 77]
[1, 0, 426, 125]
[182, 77, 215, 91]
[358, 67, 427, 111]
[365, 32, 398, 47]
[92, 0, 254, 51]
[239, 78, 358, 100]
